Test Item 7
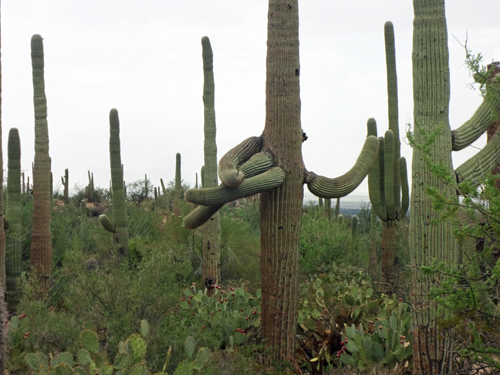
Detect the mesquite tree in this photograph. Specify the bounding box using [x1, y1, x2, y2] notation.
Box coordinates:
[201, 36, 221, 293]
[30, 34, 52, 294]
[183, 0, 378, 362]
[409, 0, 500, 373]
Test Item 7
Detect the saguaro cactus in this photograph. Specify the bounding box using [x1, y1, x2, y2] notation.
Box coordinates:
[201, 37, 221, 293]
[173, 153, 182, 217]
[5, 128, 22, 309]
[183, 0, 378, 362]
[61, 168, 68, 203]
[29, 34, 52, 293]
[368, 22, 409, 293]
[0, 3, 5, 289]
[99, 109, 129, 259]
[409, 1, 500, 373]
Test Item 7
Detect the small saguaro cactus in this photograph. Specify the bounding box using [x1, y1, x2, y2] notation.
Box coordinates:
[351, 215, 358, 237]
[173, 153, 182, 217]
[61, 168, 68, 203]
[30, 34, 53, 294]
[99, 109, 129, 259]
[5, 128, 23, 309]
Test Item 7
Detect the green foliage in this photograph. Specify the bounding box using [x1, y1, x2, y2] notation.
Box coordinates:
[296, 265, 412, 373]
[23, 320, 211, 375]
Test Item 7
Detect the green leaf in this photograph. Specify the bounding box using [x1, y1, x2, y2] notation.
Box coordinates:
[185, 336, 196, 359]
[76, 349, 92, 365]
[180, 301, 190, 310]
[311, 309, 321, 319]
[351, 286, 360, 297]
[345, 294, 355, 306]
[366, 288, 373, 297]
[9, 315, 19, 330]
[194, 347, 211, 370]
[80, 330, 99, 354]
[140, 319, 150, 338]
[372, 342, 385, 360]
[113, 352, 129, 370]
[345, 341, 360, 353]
[173, 359, 195, 375]
[51, 352, 74, 368]
[201, 294, 210, 304]
[340, 353, 356, 366]
[125, 333, 147, 366]
[128, 362, 148, 375]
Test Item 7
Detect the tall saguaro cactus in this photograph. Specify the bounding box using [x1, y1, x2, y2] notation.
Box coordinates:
[368, 22, 409, 293]
[173, 153, 182, 217]
[201, 37, 221, 293]
[5, 128, 22, 309]
[99, 109, 129, 259]
[30, 34, 52, 293]
[410, 1, 500, 373]
[183, 0, 379, 362]
[0, 2, 5, 290]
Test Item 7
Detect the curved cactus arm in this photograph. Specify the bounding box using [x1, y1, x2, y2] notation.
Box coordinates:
[99, 214, 116, 233]
[238, 152, 274, 177]
[451, 98, 500, 151]
[455, 131, 500, 186]
[186, 167, 284, 206]
[368, 136, 387, 220]
[218, 136, 263, 187]
[183, 204, 223, 230]
[383, 130, 396, 220]
[399, 157, 409, 217]
[306, 135, 379, 199]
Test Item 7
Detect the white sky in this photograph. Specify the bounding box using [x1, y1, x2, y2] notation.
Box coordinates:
[2, 1, 500, 201]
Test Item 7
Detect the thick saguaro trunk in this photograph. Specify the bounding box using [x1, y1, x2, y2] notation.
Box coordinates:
[410, 1, 457, 373]
[30, 35, 52, 293]
[0, 2, 5, 291]
[260, 0, 304, 363]
[201, 37, 221, 294]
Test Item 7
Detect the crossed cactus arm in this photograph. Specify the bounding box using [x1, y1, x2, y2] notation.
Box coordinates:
[184, 151, 275, 229]
[218, 136, 263, 187]
[305, 135, 379, 199]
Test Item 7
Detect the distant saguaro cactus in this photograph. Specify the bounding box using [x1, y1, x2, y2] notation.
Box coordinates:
[99, 109, 129, 259]
[61, 168, 69, 203]
[29, 34, 52, 293]
[5, 128, 22, 309]
[201, 36, 221, 294]
[173, 153, 182, 217]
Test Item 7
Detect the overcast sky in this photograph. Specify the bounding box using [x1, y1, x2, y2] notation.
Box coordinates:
[2, 1, 500, 202]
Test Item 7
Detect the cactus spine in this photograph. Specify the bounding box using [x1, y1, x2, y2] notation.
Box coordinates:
[5, 128, 22, 309]
[173, 153, 182, 217]
[29, 34, 52, 293]
[367, 22, 409, 293]
[99, 109, 129, 258]
[201, 36, 221, 293]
